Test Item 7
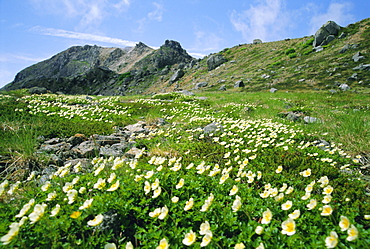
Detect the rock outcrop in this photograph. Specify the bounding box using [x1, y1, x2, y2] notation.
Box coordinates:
[207, 54, 227, 71]
[313, 21, 341, 47]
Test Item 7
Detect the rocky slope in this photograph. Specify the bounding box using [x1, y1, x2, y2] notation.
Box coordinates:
[2, 18, 370, 95]
[2, 40, 195, 95]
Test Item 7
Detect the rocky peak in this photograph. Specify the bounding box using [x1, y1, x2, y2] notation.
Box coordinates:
[152, 40, 193, 69]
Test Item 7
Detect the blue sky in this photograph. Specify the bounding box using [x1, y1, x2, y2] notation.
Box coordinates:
[0, 0, 369, 88]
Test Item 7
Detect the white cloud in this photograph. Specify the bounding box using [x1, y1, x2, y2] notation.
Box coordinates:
[188, 52, 206, 59]
[30, 26, 138, 47]
[230, 0, 290, 43]
[308, 2, 354, 34]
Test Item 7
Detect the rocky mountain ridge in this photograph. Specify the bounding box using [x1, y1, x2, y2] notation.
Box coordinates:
[2, 18, 370, 95]
[2, 40, 195, 95]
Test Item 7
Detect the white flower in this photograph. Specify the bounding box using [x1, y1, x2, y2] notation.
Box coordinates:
[158, 206, 169, 220]
[232, 195, 242, 212]
[87, 214, 104, 226]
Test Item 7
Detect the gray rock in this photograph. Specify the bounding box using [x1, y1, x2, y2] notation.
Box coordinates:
[67, 134, 87, 147]
[347, 73, 358, 81]
[73, 141, 100, 157]
[169, 69, 185, 84]
[339, 83, 351, 91]
[313, 21, 341, 47]
[219, 85, 227, 91]
[329, 89, 337, 93]
[338, 32, 346, 39]
[123, 121, 148, 136]
[91, 135, 122, 146]
[100, 143, 130, 157]
[339, 44, 350, 53]
[178, 90, 195, 96]
[194, 82, 208, 89]
[203, 122, 224, 134]
[270, 88, 278, 93]
[303, 116, 321, 124]
[44, 138, 61, 145]
[253, 39, 262, 44]
[353, 52, 365, 62]
[314, 139, 331, 150]
[207, 54, 227, 71]
[322, 35, 335, 45]
[234, 80, 245, 88]
[314, 46, 324, 52]
[286, 112, 303, 121]
[195, 96, 208, 100]
[160, 66, 170, 75]
[353, 64, 370, 71]
[39, 142, 72, 154]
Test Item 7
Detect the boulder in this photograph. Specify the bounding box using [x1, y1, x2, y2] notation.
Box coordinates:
[303, 116, 321, 124]
[338, 32, 346, 39]
[270, 88, 278, 93]
[321, 35, 335, 46]
[73, 141, 100, 157]
[353, 64, 370, 71]
[169, 69, 185, 85]
[219, 85, 227, 91]
[347, 73, 358, 81]
[194, 82, 208, 89]
[313, 21, 341, 47]
[314, 46, 324, 52]
[178, 90, 195, 96]
[339, 44, 350, 53]
[234, 80, 245, 88]
[100, 143, 130, 157]
[339, 83, 351, 91]
[253, 39, 262, 44]
[207, 54, 227, 71]
[352, 52, 365, 62]
[91, 135, 122, 146]
[67, 134, 87, 147]
[39, 142, 71, 154]
[123, 123, 148, 137]
[203, 122, 224, 134]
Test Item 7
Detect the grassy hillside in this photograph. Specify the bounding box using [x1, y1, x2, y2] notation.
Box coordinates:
[147, 18, 370, 94]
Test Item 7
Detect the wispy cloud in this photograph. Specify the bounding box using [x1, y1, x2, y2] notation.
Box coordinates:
[137, 2, 165, 32]
[148, 2, 164, 21]
[29, 0, 131, 29]
[30, 26, 138, 47]
[308, 2, 354, 34]
[0, 53, 46, 63]
[230, 0, 289, 43]
[191, 30, 223, 52]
